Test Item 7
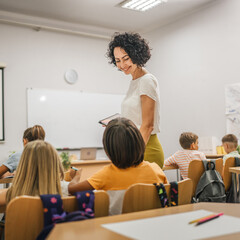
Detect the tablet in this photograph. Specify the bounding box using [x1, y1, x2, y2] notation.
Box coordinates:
[98, 113, 121, 126]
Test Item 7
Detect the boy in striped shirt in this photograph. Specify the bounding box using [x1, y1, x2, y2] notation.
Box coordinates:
[164, 132, 206, 179]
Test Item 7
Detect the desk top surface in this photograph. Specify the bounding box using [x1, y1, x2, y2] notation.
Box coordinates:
[71, 159, 111, 165]
[206, 154, 224, 159]
[162, 165, 179, 170]
[0, 177, 13, 184]
[47, 202, 240, 240]
[229, 167, 240, 174]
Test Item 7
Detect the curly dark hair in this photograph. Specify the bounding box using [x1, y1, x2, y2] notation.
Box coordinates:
[107, 32, 151, 67]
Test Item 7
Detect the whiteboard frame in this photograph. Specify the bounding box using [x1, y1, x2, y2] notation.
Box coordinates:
[0, 68, 4, 141]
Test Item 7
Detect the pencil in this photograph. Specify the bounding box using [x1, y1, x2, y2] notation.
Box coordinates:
[71, 166, 78, 171]
[188, 214, 216, 224]
[195, 213, 224, 226]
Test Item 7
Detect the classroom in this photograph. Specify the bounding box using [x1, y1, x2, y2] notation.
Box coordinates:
[1, 0, 240, 239]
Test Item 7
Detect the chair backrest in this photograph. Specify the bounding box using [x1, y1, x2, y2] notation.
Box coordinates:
[188, 158, 223, 197]
[5, 191, 109, 240]
[223, 157, 235, 191]
[122, 179, 192, 214]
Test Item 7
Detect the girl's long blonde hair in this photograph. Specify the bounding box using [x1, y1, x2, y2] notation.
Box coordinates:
[6, 140, 64, 204]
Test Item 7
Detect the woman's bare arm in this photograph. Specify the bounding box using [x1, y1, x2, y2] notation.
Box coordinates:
[140, 95, 155, 145]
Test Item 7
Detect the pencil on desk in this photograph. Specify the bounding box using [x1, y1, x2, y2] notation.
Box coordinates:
[195, 213, 224, 226]
[189, 214, 216, 224]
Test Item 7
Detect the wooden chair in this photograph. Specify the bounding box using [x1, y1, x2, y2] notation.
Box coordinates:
[122, 179, 193, 214]
[188, 158, 223, 198]
[222, 157, 235, 192]
[5, 191, 109, 240]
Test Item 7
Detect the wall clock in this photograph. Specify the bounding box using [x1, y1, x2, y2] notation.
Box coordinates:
[64, 69, 78, 84]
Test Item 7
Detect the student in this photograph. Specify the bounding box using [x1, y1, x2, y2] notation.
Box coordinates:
[68, 117, 168, 194]
[164, 132, 206, 179]
[222, 134, 240, 164]
[0, 140, 66, 206]
[0, 125, 45, 178]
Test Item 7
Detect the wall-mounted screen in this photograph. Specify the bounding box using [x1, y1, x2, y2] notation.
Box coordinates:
[0, 68, 4, 141]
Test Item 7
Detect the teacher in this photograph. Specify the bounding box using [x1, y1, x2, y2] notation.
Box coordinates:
[107, 32, 164, 168]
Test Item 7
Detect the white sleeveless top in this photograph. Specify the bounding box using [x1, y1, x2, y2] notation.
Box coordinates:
[121, 73, 161, 134]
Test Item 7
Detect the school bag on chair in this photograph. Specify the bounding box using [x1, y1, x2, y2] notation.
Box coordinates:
[154, 181, 178, 207]
[36, 190, 95, 240]
[195, 160, 226, 202]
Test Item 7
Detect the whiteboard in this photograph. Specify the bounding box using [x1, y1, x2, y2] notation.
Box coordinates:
[27, 88, 125, 149]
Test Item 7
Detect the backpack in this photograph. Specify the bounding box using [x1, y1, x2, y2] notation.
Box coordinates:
[36, 190, 95, 240]
[226, 157, 240, 203]
[195, 160, 226, 203]
[154, 181, 178, 207]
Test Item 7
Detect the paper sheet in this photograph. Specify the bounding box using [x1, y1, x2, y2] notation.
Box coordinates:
[102, 210, 240, 240]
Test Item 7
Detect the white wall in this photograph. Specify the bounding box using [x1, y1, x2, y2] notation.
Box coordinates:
[1, 0, 240, 163]
[145, 0, 240, 158]
[0, 23, 129, 162]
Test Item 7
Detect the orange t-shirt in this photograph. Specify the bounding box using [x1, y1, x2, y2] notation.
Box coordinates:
[87, 161, 168, 190]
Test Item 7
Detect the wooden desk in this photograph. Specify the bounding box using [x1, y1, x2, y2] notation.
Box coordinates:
[162, 165, 180, 181]
[0, 177, 13, 188]
[47, 202, 240, 240]
[162, 165, 179, 170]
[71, 160, 111, 181]
[229, 167, 240, 202]
[229, 167, 240, 175]
[206, 154, 224, 159]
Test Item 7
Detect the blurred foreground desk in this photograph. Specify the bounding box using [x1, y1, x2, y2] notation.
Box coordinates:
[47, 202, 240, 240]
[71, 160, 111, 181]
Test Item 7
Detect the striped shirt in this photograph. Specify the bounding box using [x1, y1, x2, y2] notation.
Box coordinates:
[223, 151, 240, 164]
[164, 150, 206, 179]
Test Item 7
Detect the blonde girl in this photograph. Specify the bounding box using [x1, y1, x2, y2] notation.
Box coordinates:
[0, 140, 64, 205]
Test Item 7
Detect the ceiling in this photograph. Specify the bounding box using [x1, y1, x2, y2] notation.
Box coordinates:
[0, 0, 217, 38]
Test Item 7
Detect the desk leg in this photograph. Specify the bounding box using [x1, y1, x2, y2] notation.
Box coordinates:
[232, 173, 240, 203]
[4, 183, 9, 188]
[176, 169, 180, 181]
[237, 173, 240, 203]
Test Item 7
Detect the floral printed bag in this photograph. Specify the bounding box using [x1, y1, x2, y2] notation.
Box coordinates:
[36, 190, 95, 240]
[154, 181, 178, 207]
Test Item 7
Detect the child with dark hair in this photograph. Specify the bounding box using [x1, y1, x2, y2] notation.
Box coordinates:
[0, 125, 45, 178]
[164, 132, 206, 179]
[222, 134, 240, 164]
[68, 118, 167, 194]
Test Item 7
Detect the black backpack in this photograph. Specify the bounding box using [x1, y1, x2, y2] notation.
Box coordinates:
[195, 160, 226, 202]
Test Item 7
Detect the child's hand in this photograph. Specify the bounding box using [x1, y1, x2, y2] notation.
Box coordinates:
[69, 168, 77, 179]
[70, 169, 82, 183]
[1, 171, 15, 178]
